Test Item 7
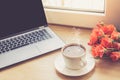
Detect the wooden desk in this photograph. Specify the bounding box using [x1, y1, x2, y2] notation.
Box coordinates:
[0, 25, 120, 80]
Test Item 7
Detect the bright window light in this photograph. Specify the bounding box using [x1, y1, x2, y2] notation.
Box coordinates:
[42, 0, 105, 13]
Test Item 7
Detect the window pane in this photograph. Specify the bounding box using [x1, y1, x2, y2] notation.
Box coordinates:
[42, 0, 105, 13]
[42, 0, 62, 7]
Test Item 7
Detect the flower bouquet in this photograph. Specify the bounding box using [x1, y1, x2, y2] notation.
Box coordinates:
[88, 22, 120, 61]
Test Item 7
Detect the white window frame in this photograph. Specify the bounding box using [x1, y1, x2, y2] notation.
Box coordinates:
[44, 0, 120, 29]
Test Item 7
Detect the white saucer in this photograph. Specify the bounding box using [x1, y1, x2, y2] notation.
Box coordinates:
[54, 54, 95, 76]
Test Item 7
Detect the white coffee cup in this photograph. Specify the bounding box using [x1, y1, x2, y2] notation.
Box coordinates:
[62, 43, 87, 70]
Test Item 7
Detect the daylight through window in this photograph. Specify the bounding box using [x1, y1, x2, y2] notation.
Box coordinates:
[42, 0, 105, 13]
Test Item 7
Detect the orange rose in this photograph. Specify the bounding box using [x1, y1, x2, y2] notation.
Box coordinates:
[101, 37, 113, 48]
[88, 28, 104, 46]
[92, 45, 105, 58]
[111, 31, 120, 41]
[88, 22, 120, 61]
[92, 47, 99, 57]
[110, 52, 120, 61]
[88, 33, 98, 46]
[92, 28, 104, 38]
[113, 42, 120, 50]
[101, 25, 116, 35]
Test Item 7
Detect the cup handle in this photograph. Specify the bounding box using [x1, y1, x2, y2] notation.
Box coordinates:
[80, 58, 87, 67]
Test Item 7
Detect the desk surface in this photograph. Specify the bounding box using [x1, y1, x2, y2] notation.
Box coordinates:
[0, 25, 120, 80]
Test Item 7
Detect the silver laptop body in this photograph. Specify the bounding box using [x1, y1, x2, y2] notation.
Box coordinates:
[0, 0, 64, 69]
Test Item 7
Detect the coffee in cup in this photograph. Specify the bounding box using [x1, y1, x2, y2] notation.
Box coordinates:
[62, 43, 87, 70]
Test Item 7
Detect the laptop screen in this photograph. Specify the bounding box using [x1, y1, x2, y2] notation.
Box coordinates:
[0, 0, 47, 39]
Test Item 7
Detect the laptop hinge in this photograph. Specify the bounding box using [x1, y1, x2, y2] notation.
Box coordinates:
[38, 26, 45, 29]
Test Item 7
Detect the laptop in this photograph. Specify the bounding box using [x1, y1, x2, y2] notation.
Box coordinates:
[0, 0, 64, 69]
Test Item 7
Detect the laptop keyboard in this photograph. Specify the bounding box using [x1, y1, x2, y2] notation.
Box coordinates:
[0, 29, 52, 54]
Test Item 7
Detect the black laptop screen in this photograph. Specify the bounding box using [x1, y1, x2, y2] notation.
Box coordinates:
[0, 0, 47, 39]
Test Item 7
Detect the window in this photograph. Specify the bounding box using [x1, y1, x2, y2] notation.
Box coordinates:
[42, 0, 120, 29]
[42, 0, 104, 13]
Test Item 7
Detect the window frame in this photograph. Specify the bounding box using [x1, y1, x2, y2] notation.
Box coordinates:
[44, 0, 120, 29]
